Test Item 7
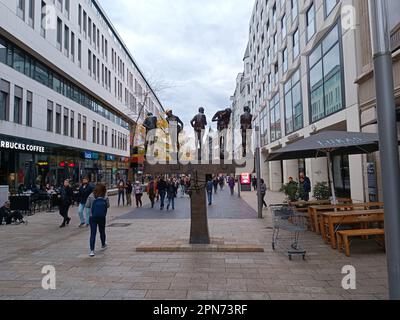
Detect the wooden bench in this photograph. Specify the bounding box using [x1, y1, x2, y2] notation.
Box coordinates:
[337, 229, 385, 257]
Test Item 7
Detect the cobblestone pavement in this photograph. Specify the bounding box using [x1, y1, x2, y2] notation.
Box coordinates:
[0, 188, 389, 300]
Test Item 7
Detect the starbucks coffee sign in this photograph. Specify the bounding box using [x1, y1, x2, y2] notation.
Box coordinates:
[0, 140, 45, 153]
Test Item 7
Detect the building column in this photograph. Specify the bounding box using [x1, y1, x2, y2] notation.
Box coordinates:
[307, 158, 329, 195]
[269, 161, 282, 191]
[282, 160, 298, 183]
[261, 152, 270, 184]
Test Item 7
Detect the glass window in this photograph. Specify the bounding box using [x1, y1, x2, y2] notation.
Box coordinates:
[270, 94, 281, 142]
[57, 18, 62, 49]
[293, 28, 300, 59]
[285, 70, 303, 134]
[0, 84, 9, 121]
[47, 101, 53, 132]
[14, 97, 22, 125]
[0, 35, 129, 129]
[0, 38, 6, 63]
[307, 3, 316, 42]
[325, 0, 339, 17]
[26, 91, 32, 127]
[56, 105, 61, 134]
[308, 24, 343, 123]
[292, 0, 298, 22]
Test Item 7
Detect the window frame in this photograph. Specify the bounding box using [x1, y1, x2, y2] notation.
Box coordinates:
[307, 22, 346, 124]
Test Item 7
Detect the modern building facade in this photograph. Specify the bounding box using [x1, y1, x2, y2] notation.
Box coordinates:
[231, 0, 369, 201]
[355, 0, 400, 202]
[0, 0, 164, 191]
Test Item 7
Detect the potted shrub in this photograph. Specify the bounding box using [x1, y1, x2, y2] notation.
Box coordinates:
[280, 181, 299, 202]
[313, 182, 332, 201]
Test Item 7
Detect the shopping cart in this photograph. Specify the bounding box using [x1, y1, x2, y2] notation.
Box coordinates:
[270, 205, 308, 260]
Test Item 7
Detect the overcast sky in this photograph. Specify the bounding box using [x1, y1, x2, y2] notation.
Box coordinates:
[99, 0, 253, 128]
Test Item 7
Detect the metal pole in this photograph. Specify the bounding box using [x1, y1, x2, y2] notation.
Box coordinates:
[255, 126, 263, 219]
[369, 0, 400, 300]
[326, 152, 337, 205]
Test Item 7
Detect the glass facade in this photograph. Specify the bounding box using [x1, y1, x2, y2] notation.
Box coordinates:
[309, 24, 344, 123]
[269, 93, 281, 142]
[0, 35, 129, 129]
[284, 69, 303, 134]
[0, 135, 129, 192]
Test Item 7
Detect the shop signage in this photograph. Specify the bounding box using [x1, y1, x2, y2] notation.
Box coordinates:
[0, 140, 45, 153]
[105, 154, 116, 161]
[240, 173, 251, 185]
[82, 151, 99, 160]
[37, 161, 49, 166]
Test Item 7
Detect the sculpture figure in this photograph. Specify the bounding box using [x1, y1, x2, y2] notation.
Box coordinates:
[240, 106, 253, 157]
[166, 109, 184, 158]
[142, 112, 158, 156]
[190, 107, 207, 159]
[212, 108, 232, 160]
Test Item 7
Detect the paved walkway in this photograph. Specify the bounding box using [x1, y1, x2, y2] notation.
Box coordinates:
[120, 187, 257, 220]
[0, 188, 389, 300]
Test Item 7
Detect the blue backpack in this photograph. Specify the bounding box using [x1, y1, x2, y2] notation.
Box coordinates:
[91, 197, 108, 218]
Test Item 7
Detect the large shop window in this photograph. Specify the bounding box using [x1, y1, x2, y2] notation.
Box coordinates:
[270, 94, 281, 143]
[309, 24, 344, 123]
[284, 69, 303, 134]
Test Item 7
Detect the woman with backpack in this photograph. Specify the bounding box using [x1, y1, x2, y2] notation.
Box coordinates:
[86, 184, 110, 257]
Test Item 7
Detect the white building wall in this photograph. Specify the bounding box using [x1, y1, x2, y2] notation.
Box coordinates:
[0, 0, 164, 156]
[237, 0, 365, 199]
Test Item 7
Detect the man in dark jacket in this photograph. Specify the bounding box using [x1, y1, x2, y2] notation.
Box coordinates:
[157, 177, 168, 210]
[59, 180, 73, 228]
[299, 172, 311, 201]
[166, 178, 178, 211]
[77, 178, 93, 227]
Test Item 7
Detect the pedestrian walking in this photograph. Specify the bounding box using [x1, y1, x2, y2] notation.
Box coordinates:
[147, 179, 157, 208]
[166, 178, 177, 211]
[179, 177, 185, 197]
[219, 176, 224, 191]
[117, 179, 125, 206]
[206, 179, 213, 205]
[86, 184, 110, 257]
[58, 179, 73, 228]
[77, 178, 93, 227]
[260, 179, 268, 208]
[252, 176, 257, 191]
[228, 176, 236, 196]
[134, 181, 143, 208]
[213, 177, 219, 194]
[126, 181, 133, 206]
[157, 177, 167, 210]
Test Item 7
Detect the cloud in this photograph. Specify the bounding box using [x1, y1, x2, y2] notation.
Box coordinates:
[99, 0, 253, 126]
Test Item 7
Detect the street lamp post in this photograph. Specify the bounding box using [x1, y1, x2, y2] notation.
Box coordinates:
[255, 125, 263, 219]
[368, 0, 400, 300]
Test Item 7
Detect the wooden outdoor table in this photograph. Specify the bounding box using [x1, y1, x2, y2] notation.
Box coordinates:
[319, 209, 384, 249]
[309, 202, 384, 234]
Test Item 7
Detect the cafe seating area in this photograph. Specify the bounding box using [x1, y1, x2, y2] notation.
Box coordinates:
[280, 199, 386, 257]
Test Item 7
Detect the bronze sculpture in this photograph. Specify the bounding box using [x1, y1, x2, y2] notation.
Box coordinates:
[240, 106, 253, 157]
[190, 107, 207, 160]
[212, 108, 232, 160]
[143, 112, 158, 156]
[166, 109, 184, 158]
